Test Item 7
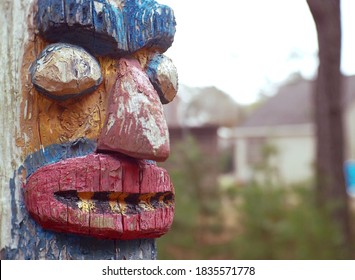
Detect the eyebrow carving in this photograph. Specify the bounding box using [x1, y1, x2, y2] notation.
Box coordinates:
[37, 0, 176, 56]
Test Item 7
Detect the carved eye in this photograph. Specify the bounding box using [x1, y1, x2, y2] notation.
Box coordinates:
[30, 43, 102, 101]
[146, 54, 178, 104]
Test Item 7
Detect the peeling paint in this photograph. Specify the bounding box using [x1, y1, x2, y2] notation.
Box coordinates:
[2, 0, 177, 259]
[31, 43, 102, 100]
[98, 57, 170, 161]
[37, 0, 175, 56]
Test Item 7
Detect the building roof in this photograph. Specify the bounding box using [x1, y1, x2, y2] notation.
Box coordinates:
[163, 85, 240, 128]
[241, 75, 355, 128]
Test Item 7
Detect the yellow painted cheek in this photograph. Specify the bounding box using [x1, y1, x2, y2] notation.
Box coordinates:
[20, 37, 119, 157]
[36, 86, 107, 146]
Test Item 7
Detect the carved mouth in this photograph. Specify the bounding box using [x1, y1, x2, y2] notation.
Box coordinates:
[24, 153, 174, 239]
[54, 191, 174, 215]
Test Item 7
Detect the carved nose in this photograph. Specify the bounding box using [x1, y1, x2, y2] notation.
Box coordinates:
[97, 57, 170, 162]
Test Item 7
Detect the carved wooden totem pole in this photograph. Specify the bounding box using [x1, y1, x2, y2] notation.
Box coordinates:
[0, 0, 178, 259]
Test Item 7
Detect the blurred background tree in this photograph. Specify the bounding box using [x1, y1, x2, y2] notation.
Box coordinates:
[307, 0, 353, 257]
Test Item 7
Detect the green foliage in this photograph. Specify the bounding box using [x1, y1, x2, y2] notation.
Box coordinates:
[231, 184, 348, 259]
[157, 137, 354, 260]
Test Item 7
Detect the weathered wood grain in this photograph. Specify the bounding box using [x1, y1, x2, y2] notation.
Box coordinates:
[146, 53, 178, 104]
[37, 0, 127, 55]
[1, 0, 178, 260]
[20, 34, 108, 156]
[31, 43, 102, 100]
[124, 0, 176, 53]
[97, 57, 170, 161]
[24, 154, 174, 239]
[37, 0, 176, 56]
[23, 138, 96, 178]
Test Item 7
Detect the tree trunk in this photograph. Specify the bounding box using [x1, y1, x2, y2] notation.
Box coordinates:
[0, 0, 156, 260]
[307, 0, 352, 257]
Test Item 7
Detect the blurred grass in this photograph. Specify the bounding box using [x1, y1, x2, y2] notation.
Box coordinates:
[157, 137, 355, 260]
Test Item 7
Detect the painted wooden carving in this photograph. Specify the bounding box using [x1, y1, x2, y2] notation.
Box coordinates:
[37, 0, 176, 55]
[31, 43, 103, 100]
[21, 0, 178, 241]
[97, 57, 170, 161]
[146, 54, 178, 104]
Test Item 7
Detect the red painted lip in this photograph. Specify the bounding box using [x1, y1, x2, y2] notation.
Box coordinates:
[24, 153, 174, 239]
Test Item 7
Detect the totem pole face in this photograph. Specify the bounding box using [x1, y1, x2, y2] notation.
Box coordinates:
[20, 0, 178, 239]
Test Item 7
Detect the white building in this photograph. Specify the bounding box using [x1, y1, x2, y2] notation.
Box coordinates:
[233, 76, 355, 186]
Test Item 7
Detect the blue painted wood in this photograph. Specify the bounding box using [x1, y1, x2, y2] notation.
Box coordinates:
[0, 172, 157, 260]
[65, 0, 96, 49]
[146, 53, 178, 104]
[37, 0, 121, 55]
[7, 0, 176, 260]
[124, 0, 176, 53]
[50, 0, 66, 27]
[36, 0, 176, 56]
[91, 0, 128, 55]
[66, 0, 94, 27]
[23, 137, 96, 178]
[11, 138, 158, 259]
[146, 53, 164, 94]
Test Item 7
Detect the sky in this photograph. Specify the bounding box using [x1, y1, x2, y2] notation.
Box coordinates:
[158, 0, 355, 105]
